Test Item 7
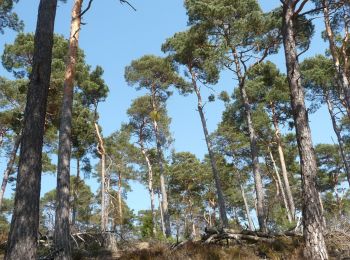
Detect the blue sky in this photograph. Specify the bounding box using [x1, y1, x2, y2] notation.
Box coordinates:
[0, 0, 336, 213]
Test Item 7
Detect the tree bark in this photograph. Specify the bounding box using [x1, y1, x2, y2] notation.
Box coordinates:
[322, 0, 350, 118]
[240, 84, 267, 232]
[268, 147, 293, 223]
[150, 85, 171, 237]
[140, 143, 157, 236]
[189, 68, 228, 227]
[271, 105, 296, 220]
[5, 1, 57, 259]
[158, 192, 166, 236]
[0, 134, 21, 211]
[95, 121, 108, 231]
[117, 171, 123, 225]
[240, 183, 254, 231]
[229, 48, 267, 232]
[282, 2, 328, 259]
[325, 93, 350, 185]
[54, 1, 83, 258]
[72, 158, 80, 226]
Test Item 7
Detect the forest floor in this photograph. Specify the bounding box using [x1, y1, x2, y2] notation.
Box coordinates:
[68, 230, 350, 260]
[1, 230, 350, 259]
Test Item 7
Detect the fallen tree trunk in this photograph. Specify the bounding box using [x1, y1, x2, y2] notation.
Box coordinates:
[201, 228, 302, 245]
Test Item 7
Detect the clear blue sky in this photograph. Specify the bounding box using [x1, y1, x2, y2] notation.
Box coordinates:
[0, 0, 335, 213]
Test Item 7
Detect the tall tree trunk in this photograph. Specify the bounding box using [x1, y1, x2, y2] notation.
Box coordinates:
[282, 2, 328, 259]
[268, 147, 293, 223]
[95, 121, 108, 231]
[158, 192, 166, 236]
[240, 84, 267, 232]
[54, 1, 82, 258]
[117, 171, 123, 225]
[140, 143, 157, 236]
[240, 183, 254, 231]
[189, 68, 228, 227]
[5, 1, 57, 258]
[325, 93, 350, 184]
[271, 105, 296, 220]
[150, 85, 171, 237]
[0, 134, 21, 211]
[229, 47, 267, 232]
[72, 158, 80, 226]
[322, 0, 350, 118]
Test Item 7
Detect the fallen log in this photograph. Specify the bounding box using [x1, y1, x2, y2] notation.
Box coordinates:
[202, 228, 302, 245]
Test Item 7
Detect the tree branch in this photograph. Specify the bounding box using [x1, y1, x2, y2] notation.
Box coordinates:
[294, 0, 309, 16]
[120, 0, 136, 11]
[79, 0, 94, 18]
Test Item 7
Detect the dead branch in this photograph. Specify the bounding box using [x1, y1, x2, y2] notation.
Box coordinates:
[120, 0, 136, 11]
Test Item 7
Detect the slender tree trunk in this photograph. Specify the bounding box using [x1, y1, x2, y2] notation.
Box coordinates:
[229, 48, 267, 232]
[322, 0, 350, 118]
[140, 143, 157, 236]
[54, 1, 82, 258]
[282, 2, 328, 259]
[240, 84, 267, 232]
[189, 68, 228, 227]
[150, 85, 171, 237]
[271, 105, 296, 220]
[240, 183, 254, 231]
[5, 1, 57, 258]
[72, 158, 80, 226]
[117, 171, 123, 225]
[325, 93, 350, 184]
[95, 121, 108, 231]
[158, 192, 166, 236]
[268, 147, 293, 223]
[0, 134, 21, 211]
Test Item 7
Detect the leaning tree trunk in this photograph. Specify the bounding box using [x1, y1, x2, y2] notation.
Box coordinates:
[158, 192, 166, 236]
[0, 134, 21, 211]
[230, 48, 267, 232]
[140, 142, 157, 236]
[94, 121, 108, 231]
[5, 1, 57, 259]
[150, 85, 171, 237]
[54, 1, 83, 258]
[94, 120, 116, 251]
[240, 84, 267, 232]
[325, 93, 350, 184]
[268, 147, 293, 223]
[282, 2, 328, 259]
[271, 105, 296, 220]
[322, 0, 350, 118]
[190, 68, 228, 227]
[240, 183, 254, 231]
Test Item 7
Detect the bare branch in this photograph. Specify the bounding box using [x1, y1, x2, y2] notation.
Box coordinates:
[294, 0, 309, 16]
[120, 0, 136, 11]
[79, 0, 94, 18]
